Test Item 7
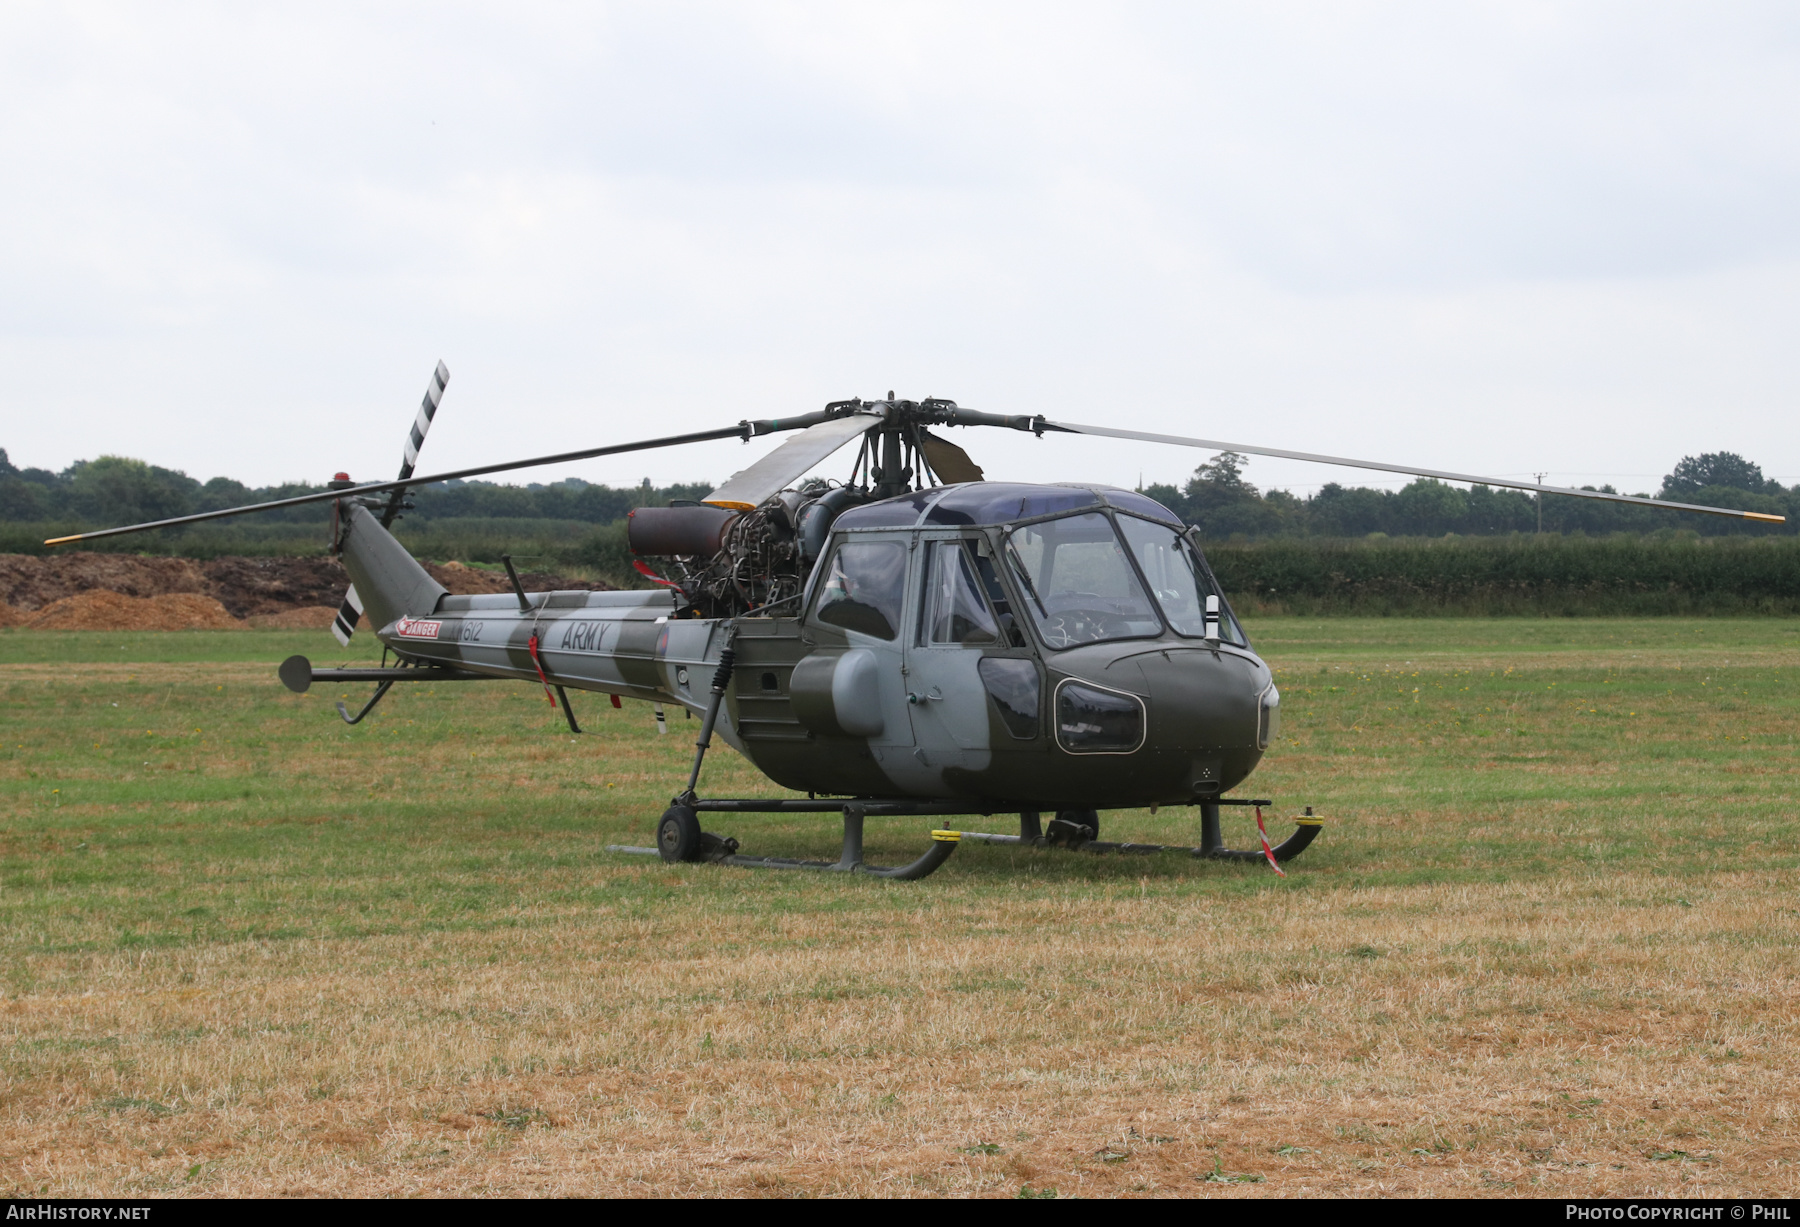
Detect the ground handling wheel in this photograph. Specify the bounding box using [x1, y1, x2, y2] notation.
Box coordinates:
[657, 805, 703, 863]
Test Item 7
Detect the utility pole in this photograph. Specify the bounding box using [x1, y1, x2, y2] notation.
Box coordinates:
[1534, 472, 1547, 534]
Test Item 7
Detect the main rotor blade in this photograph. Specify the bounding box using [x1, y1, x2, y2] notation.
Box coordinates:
[704, 412, 878, 509]
[1042, 420, 1786, 524]
[46, 410, 846, 546]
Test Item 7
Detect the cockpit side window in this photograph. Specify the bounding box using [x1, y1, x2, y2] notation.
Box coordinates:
[812, 540, 908, 641]
[1004, 512, 1162, 649]
[920, 540, 1000, 646]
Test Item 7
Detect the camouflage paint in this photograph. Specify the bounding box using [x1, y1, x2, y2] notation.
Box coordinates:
[338, 489, 1277, 809]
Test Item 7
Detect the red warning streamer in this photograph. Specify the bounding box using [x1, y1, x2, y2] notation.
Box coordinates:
[1254, 806, 1287, 878]
[632, 559, 683, 589]
[526, 633, 556, 707]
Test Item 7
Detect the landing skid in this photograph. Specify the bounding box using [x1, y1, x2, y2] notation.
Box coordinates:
[979, 799, 1325, 864]
[608, 799, 976, 880]
[958, 817, 1324, 862]
[605, 797, 1323, 881]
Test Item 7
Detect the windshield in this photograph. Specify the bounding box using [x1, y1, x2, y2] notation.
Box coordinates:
[1004, 512, 1162, 648]
[1115, 515, 1247, 645]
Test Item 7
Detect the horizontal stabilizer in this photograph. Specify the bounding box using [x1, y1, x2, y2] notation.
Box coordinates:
[705, 413, 877, 510]
[279, 655, 490, 693]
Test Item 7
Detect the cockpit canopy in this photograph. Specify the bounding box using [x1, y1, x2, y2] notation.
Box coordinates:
[831, 482, 1182, 531]
[818, 483, 1248, 650]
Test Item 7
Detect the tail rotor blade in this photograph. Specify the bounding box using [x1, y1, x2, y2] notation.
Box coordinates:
[400, 360, 449, 480]
[331, 584, 364, 646]
[381, 361, 450, 530]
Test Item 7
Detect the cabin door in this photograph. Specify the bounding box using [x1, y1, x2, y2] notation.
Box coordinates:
[903, 538, 1004, 765]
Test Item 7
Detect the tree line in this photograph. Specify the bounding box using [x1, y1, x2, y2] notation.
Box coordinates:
[1, 445, 1792, 539]
[0, 450, 710, 530]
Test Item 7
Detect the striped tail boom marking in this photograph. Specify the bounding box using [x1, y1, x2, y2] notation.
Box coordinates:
[331, 584, 364, 646]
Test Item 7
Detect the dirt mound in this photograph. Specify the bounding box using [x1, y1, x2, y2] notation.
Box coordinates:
[0, 553, 208, 610]
[0, 603, 23, 628]
[246, 606, 338, 629]
[25, 590, 241, 631]
[427, 559, 512, 595]
[422, 560, 611, 597]
[200, 555, 352, 616]
[0, 552, 346, 617]
[0, 553, 614, 622]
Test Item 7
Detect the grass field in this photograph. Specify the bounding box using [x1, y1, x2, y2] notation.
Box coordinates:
[1, 618, 1796, 1198]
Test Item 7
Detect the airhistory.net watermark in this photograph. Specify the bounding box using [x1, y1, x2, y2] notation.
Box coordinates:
[5, 1208, 150, 1221]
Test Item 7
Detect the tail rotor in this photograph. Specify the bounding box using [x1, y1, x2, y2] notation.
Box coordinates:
[332, 361, 450, 647]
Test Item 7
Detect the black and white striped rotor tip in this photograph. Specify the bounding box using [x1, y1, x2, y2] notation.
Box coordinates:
[401, 361, 450, 477]
[331, 585, 364, 647]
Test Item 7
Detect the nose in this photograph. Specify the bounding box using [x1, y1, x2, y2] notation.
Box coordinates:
[1138, 647, 1266, 796]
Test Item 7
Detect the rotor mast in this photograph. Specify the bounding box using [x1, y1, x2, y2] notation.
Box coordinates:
[871, 398, 914, 499]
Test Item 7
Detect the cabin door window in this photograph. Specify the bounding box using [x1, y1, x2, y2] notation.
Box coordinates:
[812, 541, 908, 641]
[920, 540, 1000, 646]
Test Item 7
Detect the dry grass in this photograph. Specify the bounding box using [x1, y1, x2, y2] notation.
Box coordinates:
[5, 875, 1797, 1197]
[0, 620, 1796, 1197]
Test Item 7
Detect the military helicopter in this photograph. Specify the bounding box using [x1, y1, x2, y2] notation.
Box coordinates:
[50, 366, 1784, 880]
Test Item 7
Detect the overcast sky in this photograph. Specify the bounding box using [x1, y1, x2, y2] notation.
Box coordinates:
[4, 2, 1798, 500]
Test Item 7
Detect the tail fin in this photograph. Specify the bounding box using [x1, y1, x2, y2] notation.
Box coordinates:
[336, 502, 448, 634]
[333, 361, 450, 645]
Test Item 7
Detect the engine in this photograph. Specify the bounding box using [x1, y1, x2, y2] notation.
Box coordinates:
[626, 480, 863, 619]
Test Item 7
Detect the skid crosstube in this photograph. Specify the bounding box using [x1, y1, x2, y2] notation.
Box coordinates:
[605, 797, 1322, 881]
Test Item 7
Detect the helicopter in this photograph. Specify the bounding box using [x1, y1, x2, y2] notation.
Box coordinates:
[50, 366, 1785, 880]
